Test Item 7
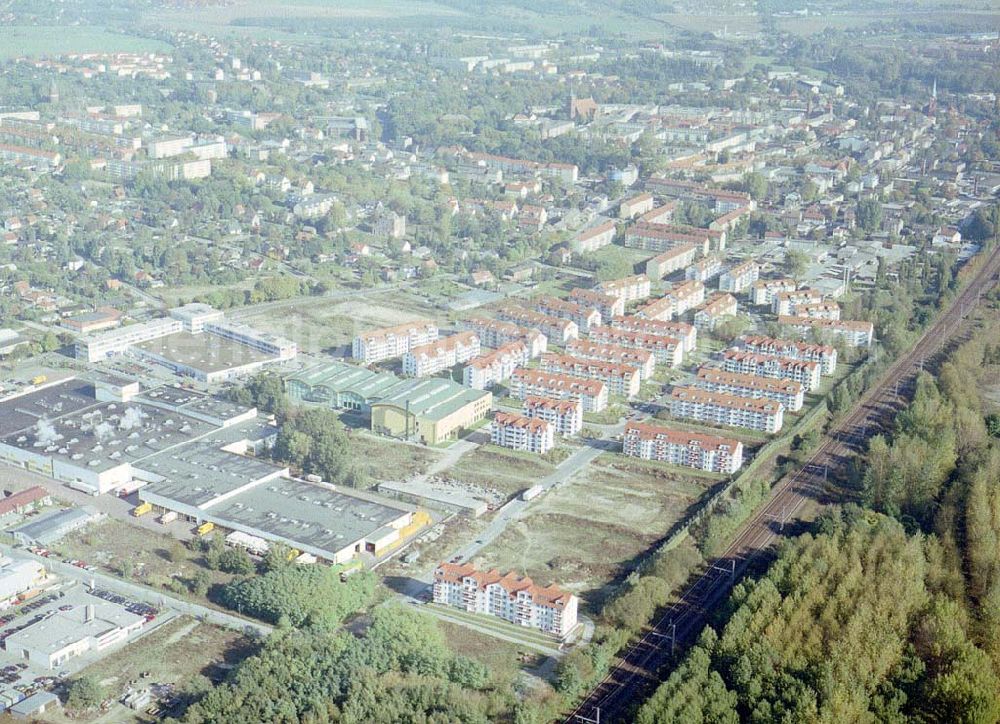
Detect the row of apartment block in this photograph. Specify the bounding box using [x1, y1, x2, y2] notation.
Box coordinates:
[539, 353, 641, 398]
[402, 332, 480, 377]
[740, 335, 838, 375]
[463, 318, 548, 358]
[566, 339, 656, 380]
[669, 387, 785, 433]
[589, 326, 684, 367]
[462, 341, 531, 389]
[352, 320, 439, 363]
[623, 421, 744, 474]
[491, 411, 554, 454]
[721, 349, 822, 391]
[433, 562, 578, 637]
[509, 368, 608, 412]
[497, 306, 578, 344]
[695, 367, 805, 412]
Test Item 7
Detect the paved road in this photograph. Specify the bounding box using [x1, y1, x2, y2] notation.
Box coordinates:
[564, 243, 1000, 723]
[396, 432, 622, 603]
[4, 545, 271, 638]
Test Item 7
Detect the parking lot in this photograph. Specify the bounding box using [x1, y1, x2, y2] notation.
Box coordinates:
[0, 579, 171, 712]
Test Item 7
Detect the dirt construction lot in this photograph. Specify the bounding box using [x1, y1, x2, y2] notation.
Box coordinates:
[471, 454, 719, 614]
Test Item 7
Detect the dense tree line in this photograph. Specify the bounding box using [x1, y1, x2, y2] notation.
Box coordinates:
[637, 512, 1000, 723]
[178, 605, 505, 723]
[218, 564, 376, 628]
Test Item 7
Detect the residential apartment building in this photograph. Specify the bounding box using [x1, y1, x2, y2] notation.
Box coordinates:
[719, 260, 760, 294]
[740, 335, 838, 375]
[792, 302, 842, 320]
[540, 353, 641, 398]
[492, 411, 554, 454]
[522, 396, 583, 436]
[509, 369, 608, 412]
[637, 202, 677, 226]
[403, 332, 480, 377]
[463, 341, 530, 390]
[566, 339, 655, 380]
[693, 293, 738, 331]
[595, 274, 651, 305]
[751, 278, 797, 306]
[568, 288, 625, 321]
[463, 318, 547, 358]
[623, 222, 711, 254]
[533, 296, 601, 334]
[685, 256, 724, 283]
[609, 316, 698, 353]
[645, 243, 700, 280]
[433, 562, 578, 637]
[623, 422, 744, 474]
[571, 220, 616, 253]
[637, 280, 705, 321]
[777, 316, 875, 348]
[721, 350, 822, 391]
[352, 320, 439, 363]
[669, 388, 785, 433]
[588, 326, 684, 367]
[619, 192, 655, 219]
[695, 367, 805, 412]
[497, 307, 578, 344]
[773, 289, 823, 317]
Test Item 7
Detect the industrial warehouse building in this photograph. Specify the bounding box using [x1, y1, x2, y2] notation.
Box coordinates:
[0, 378, 255, 494]
[0, 377, 426, 565]
[286, 361, 407, 412]
[370, 378, 492, 445]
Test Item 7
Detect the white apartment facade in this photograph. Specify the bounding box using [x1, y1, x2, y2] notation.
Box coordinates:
[509, 369, 608, 412]
[588, 326, 684, 367]
[491, 412, 555, 454]
[623, 422, 744, 474]
[695, 367, 805, 412]
[669, 388, 785, 433]
[740, 335, 838, 375]
[433, 562, 579, 637]
[522, 395, 583, 436]
[719, 260, 760, 293]
[539, 354, 641, 398]
[566, 339, 656, 380]
[721, 350, 822, 392]
[403, 332, 480, 377]
[463, 341, 530, 389]
[352, 321, 439, 363]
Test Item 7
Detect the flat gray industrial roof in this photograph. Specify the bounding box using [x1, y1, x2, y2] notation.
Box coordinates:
[140, 386, 253, 424]
[207, 478, 412, 552]
[0, 380, 97, 438]
[10, 507, 98, 544]
[135, 331, 274, 374]
[139, 435, 285, 508]
[1, 397, 216, 474]
[5, 601, 144, 656]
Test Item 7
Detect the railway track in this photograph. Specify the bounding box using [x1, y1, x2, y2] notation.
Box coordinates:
[566, 245, 1000, 724]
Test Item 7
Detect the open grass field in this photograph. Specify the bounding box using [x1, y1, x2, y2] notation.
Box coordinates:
[1, 26, 171, 60]
[141, 0, 670, 39]
[350, 432, 441, 484]
[442, 444, 559, 498]
[471, 453, 718, 613]
[237, 290, 445, 354]
[436, 617, 541, 684]
[56, 519, 236, 605]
